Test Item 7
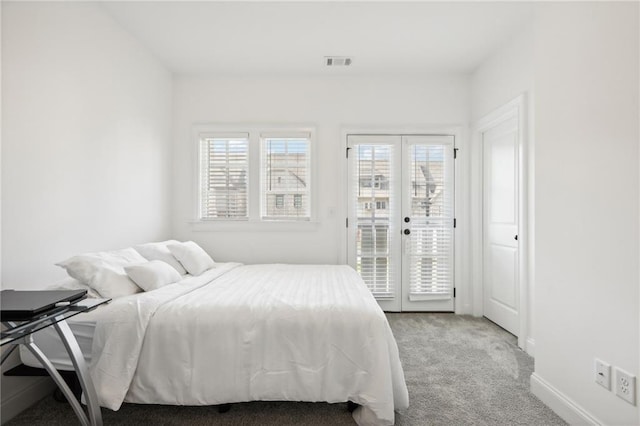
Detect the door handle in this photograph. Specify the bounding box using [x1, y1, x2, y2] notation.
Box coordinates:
[514, 235, 518, 241]
[404, 217, 410, 223]
[404, 229, 411, 235]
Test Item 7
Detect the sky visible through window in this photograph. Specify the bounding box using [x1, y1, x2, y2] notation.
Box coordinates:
[265, 138, 307, 154]
[357, 145, 444, 161]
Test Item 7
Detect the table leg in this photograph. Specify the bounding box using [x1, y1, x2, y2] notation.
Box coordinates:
[53, 317, 103, 426]
[23, 336, 90, 426]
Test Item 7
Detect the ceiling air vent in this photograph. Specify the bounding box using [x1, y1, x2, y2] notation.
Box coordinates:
[325, 56, 353, 67]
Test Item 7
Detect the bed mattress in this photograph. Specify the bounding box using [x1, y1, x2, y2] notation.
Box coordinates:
[19, 310, 99, 371]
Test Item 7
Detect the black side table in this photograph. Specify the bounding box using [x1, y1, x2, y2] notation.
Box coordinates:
[1, 290, 110, 426]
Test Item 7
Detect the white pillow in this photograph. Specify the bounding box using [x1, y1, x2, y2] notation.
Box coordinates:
[124, 260, 182, 292]
[56, 248, 146, 299]
[47, 277, 102, 299]
[134, 240, 187, 275]
[167, 241, 215, 276]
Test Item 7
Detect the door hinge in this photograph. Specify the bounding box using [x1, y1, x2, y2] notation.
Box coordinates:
[453, 218, 457, 228]
[346, 147, 351, 158]
[346, 217, 349, 228]
[454, 148, 458, 159]
[453, 288, 456, 298]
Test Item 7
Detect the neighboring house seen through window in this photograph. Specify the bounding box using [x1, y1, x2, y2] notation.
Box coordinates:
[262, 136, 311, 220]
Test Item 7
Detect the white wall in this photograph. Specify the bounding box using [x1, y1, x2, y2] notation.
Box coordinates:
[1, 2, 173, 290]
[470, 24, 533, 122]
[172, 75, 469, 265]
[0, 0, 3, 285]
[470, 25, 536, 353]
[1, 2, 173, 422]
[531, 3, 639, 424]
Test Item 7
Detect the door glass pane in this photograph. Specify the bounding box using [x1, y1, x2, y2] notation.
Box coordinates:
[353, 144, 395, 297]
[407, 143, 454, 300]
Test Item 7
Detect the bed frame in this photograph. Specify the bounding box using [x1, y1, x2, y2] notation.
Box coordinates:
[4, 364, 360, 414]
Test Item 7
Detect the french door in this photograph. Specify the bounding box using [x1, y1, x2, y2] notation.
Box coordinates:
[347, 134, 455, 312]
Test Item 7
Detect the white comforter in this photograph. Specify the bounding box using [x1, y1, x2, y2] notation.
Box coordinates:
[90, 263, 409, 425]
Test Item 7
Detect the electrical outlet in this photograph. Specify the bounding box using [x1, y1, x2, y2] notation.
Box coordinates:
[614, 367, 636, 405]
[595, 359, 611, 390]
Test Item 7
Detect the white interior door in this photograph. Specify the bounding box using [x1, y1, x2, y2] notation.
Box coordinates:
[482, 116, 520, 334]
[347, 134, 455, 312]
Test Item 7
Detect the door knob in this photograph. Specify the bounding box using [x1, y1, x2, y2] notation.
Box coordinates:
[404, 217, 410, 223]
[514, 235, 518, 241]
[404, 229, 411, 235]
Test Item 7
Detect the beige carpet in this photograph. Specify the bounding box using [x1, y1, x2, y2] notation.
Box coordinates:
[6, 313, 566, 425]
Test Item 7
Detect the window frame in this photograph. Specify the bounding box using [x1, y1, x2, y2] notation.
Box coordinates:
[191, 124, 317, 231]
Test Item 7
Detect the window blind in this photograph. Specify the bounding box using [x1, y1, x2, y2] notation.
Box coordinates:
[353, 144, 396, 298]
[199, 136, 249, 219]
[407, 143, 454, 300]
[261, 136, 311, 220]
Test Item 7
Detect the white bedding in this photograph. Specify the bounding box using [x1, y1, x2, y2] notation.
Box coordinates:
[89, 263, 408, 426]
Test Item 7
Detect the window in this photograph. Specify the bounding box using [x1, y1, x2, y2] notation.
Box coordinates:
[294, 194, 302, 209]
[363, 201, 386, 210]
[275, 194, 284, 209]
[262, 135, 311, 221]
[195, 126, 314, 225]
[199, 135, 249, 220]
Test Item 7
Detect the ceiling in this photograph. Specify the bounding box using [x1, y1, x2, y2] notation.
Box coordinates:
[101, 1, 533, 76]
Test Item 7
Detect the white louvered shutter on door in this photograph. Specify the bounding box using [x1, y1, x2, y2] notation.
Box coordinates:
[352, 143, 397, 298]
[406, 140, 454, 300]
[199, 135, 249, 219]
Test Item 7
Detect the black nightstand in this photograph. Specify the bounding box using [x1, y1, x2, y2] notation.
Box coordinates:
[1, 290, 110, 426]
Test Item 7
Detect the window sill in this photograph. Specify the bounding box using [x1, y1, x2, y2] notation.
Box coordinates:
[188, 220, 321, 232]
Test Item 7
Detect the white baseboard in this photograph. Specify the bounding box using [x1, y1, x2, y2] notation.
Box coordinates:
[1, 377, 56, 424]
[456, 303, 474, 315]
[530, 372, 602, 425]
[526, 337, 535, 357]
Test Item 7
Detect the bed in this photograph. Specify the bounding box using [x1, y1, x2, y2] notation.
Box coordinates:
[22, 260, 409, 426]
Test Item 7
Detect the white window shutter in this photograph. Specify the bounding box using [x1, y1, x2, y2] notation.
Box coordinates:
[199, 136, 249, 219]
[407, 142, 454, 301]
[352, 143, 396, 298]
